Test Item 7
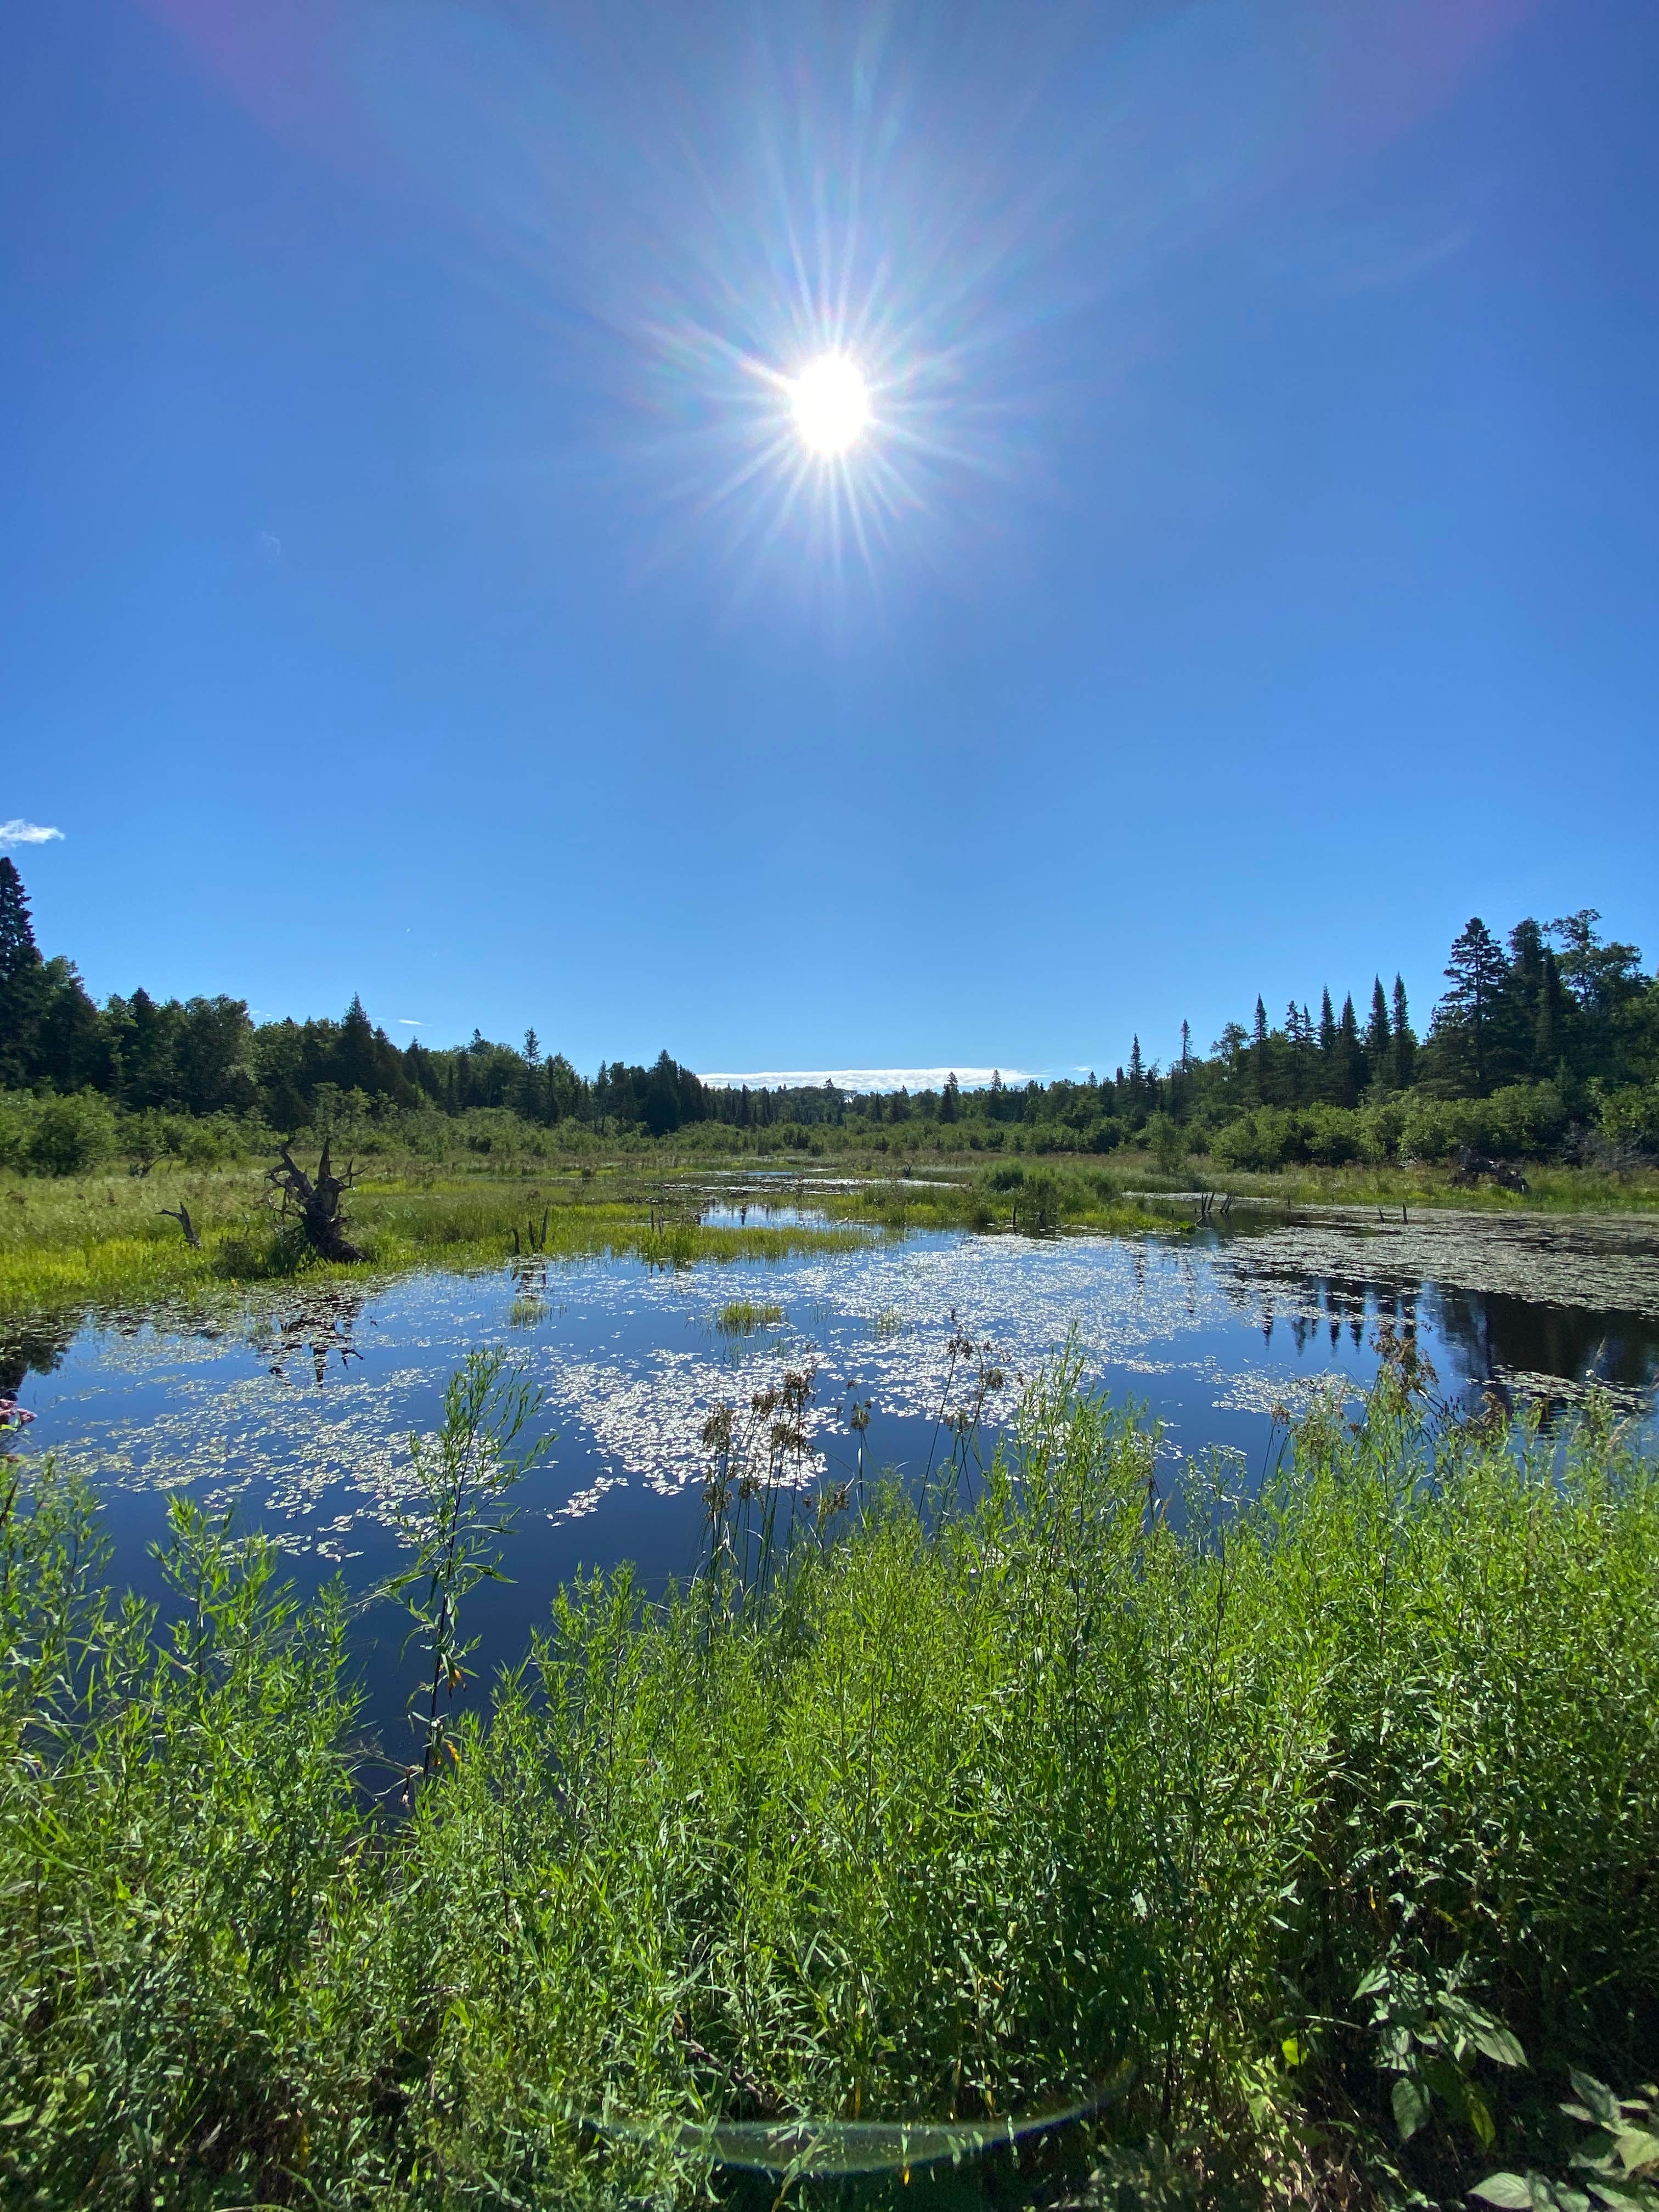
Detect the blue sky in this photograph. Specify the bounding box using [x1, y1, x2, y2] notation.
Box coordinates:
[5, 0, 1656, 1083]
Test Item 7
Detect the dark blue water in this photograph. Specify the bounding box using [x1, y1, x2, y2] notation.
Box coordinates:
[6, 1204, 1656, 1737]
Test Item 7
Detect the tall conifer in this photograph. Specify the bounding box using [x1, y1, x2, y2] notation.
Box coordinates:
[0, 859, 47, 1087]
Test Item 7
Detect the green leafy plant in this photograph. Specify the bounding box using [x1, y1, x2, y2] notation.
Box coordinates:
[1474, 2074, 1659, 2212]
[390, 1346, 551, 1791]
[1358, 1950, 1526, 2146]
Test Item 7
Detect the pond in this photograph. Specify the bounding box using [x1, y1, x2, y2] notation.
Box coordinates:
[5, 1198, 1657, 1724]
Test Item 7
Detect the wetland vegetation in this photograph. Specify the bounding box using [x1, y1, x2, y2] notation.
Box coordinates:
[4, 1341, 1658, 2209]
[3, 862, 1658, 1209]
[6, 855, 1659, 2212]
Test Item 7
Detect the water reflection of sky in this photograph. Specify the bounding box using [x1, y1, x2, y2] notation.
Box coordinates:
[8, 1210, 1656, 1601]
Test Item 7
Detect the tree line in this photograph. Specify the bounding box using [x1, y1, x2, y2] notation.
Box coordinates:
[1, 859, 1655, 1163]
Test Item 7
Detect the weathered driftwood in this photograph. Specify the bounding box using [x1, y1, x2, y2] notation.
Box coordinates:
[159, 1204, 201, 1249]
[268, 1141, 365, 1262]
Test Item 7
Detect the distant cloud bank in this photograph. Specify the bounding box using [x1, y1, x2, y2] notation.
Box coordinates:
[699, 1066, 1032, 1093]
[0, 819, 64, 850]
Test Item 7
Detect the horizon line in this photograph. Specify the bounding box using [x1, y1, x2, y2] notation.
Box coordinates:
[697, 1065, 1073, 1093]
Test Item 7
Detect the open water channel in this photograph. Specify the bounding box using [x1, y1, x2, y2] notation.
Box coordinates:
[5, 1194, 1657, 1722]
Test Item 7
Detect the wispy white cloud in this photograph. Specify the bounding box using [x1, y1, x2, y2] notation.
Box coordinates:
[0, 819, 64, 850]
[699, 1066, 1031, 1093]
[398, 1018, 422, 1027]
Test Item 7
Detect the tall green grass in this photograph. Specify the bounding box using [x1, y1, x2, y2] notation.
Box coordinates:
[0, 1167, 868, 1324]
[3, 1357, 1657, 2207]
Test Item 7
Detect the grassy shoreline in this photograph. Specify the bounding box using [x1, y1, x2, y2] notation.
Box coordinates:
[2, 1146, 1655, 1333]
[0, 1164, 874, 1328]
[4, 1355, 1656, 2207]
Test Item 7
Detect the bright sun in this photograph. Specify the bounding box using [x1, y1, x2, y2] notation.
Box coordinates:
[789, 353, 871, 455]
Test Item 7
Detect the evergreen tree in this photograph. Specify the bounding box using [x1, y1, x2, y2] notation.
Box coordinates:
[0, 858, 46, 1088]
[1334, 994, 1363, 1107]
[1284, 1002, 1310, 1102]
[1365, 978, 1390, 1076]
[1547, 909, 1645, 1081]
[1390, 975, 1415, 1090]
[1251, 997, 1270, 1103]
[334, 996, 380, 1095]
[36, 958, 103, 1091]
[1432, 917, 1509, 1096]
[1314, 989, 1338, 1099]
[1534, 947, 1566, 1074]
[1497, 919, 1548, 1084]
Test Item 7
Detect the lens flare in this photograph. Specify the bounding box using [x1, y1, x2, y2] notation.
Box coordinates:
[789, 355, 871, 456]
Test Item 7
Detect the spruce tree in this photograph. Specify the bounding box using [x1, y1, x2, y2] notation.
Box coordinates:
[1335, 993, 1363, 1107]
[1534, 947, 1566, 1074]
[1435, 917, 1509, 1096]
[1251, 997, 1271, 1103]
[0, 858, 38, 972]
[1283, 1002, 1309, 1102]
[1366, 978, 1390, 1076]
[1390, 975, 1415, 1089]
[0, 858, 46, 1088]
[1316, 989, 1338, 1099]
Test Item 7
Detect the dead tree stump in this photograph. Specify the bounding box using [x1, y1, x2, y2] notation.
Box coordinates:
[268, 1141, 365, 1262]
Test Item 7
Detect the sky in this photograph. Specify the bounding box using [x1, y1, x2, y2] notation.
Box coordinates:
[5, 0, 1657, 1086]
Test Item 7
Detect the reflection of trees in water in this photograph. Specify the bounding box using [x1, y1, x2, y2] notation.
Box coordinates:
[1222, 1248, 1658, 1420]
[250, 1286, 370, 1387]
[1423, 1284, 1658, 1415]
[0, 1317, 78, 1398]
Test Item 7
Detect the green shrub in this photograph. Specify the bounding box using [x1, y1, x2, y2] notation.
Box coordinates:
[1400, 1092, 1465, 1163]
[1211, 1104, 1300, 1170]
[1300, 1102, 1362, 1165]
[1357, 1095, 1408, 1163]
[25, 1090, 117, 1175]
[1142, 1111, 1188, 1173]
[1597, 1082, 1659, 1155]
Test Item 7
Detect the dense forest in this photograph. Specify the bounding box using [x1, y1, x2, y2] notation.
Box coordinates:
[2, 857, 1656, 1171]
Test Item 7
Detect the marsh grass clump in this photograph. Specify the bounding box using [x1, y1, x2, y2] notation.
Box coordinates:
[713, 1298, 786, 1338]
[3, 1348, 1658, 2208]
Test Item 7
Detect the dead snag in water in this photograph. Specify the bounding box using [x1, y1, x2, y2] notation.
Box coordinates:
[159, 1204, 201, 1248]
